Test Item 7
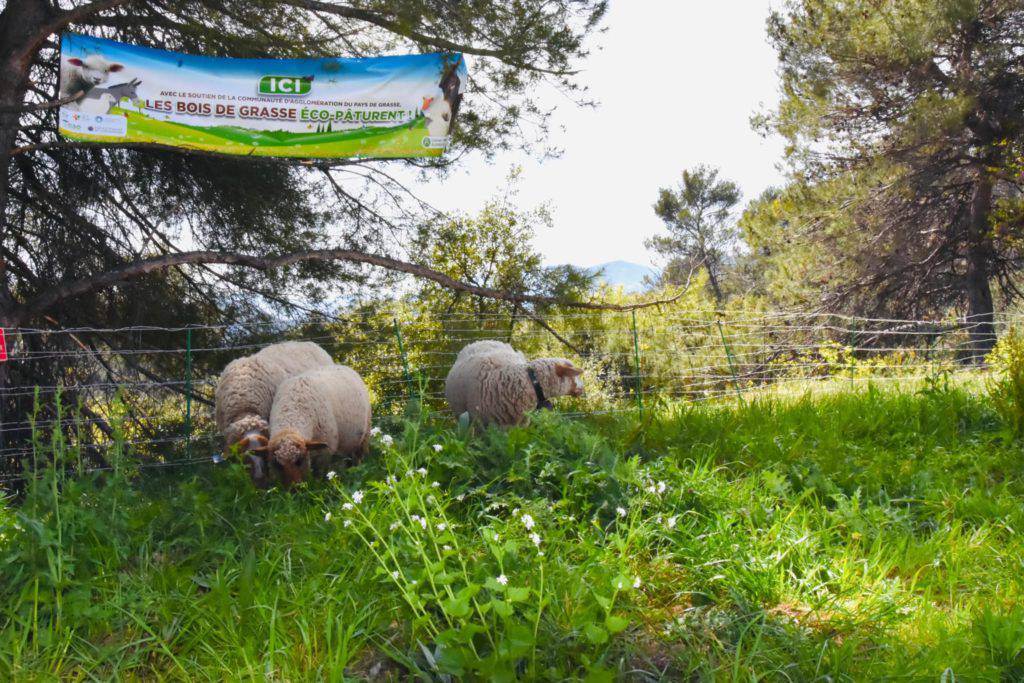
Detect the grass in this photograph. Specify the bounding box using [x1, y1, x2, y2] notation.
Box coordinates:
[59, 106, 441, 158]
[1, 378, 1023, 680]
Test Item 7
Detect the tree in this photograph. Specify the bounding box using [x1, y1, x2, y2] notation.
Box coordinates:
[410, 180, 594, 331]
[762, 0, 1024, 357]
[646, 165, 741, 302]
[0, 0, 608, 472]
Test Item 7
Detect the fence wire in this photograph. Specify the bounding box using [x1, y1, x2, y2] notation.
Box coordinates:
[0, 310, 1016, 484]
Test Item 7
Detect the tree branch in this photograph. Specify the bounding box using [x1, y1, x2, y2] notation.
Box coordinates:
[14, 247, 687, 325]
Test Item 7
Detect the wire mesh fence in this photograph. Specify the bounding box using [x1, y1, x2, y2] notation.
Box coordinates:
[0, 309, 1015, 485]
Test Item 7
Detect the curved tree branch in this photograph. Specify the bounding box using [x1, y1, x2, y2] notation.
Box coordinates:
[13, 247, 686, 326]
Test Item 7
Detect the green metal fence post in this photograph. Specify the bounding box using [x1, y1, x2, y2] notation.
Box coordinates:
[717, 319, 746, 406]
[631, 309, 643, 417]
[184, 328, 193, 460]
[393, 318, 414, 400]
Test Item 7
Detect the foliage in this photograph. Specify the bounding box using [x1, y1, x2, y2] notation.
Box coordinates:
[758, 0, 1024, 345]
[986, 326, 1024, 439]
[646, 165, 742, 302]
[1, 380, 1023, 678]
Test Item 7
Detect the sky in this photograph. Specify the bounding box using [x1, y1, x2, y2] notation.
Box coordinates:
[404, 1, 788, 270]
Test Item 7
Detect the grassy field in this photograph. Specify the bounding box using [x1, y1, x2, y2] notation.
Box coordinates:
[1, 377, 1023, 680]
[59, 106, 440, 158]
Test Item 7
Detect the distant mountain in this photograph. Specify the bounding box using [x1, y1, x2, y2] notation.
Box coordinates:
[586, 260, 659, 293]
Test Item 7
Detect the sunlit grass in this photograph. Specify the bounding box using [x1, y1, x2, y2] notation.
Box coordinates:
[1, 377, 1022, 679]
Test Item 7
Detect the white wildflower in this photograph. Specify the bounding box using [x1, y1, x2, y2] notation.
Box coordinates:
[326, 471, 337, 480]
[432, 481, 441, 488]
[617, 580, 624, 590]
[616, 506, 627, 518]
[432, 444, 443, 452]
[323, 512, 332, 522]
[410, 580, 417, 586]
[370, 426, 382, 437]
[512, 508, 520, 515]
[646, 484, 657, 494]
[657, 481, 666, 494]
[456, 494, 466, 502]
[633, 576, 642, 589]
[386, 475, 397, 485]
[418, 517, 427, 529]
[529, 532, 542, 547]
[436, 522, 447, 531]
[391, 570, 400, 579]
[443, 544, 452, 551]
[381, 434, 394, 446]
[538, 551, 545, 556]
[416, 467, 427, 477]
[666, 515, 678, 530]
[496, 574, 508, 586]
[342, 502, 353, 511]
[521, 513, 535, 530]
[389, 521, 400, 531]
[352, 490, 364, 504]
[343, 519, 352, 528]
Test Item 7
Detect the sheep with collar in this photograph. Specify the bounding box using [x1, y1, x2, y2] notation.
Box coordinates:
[444, 340, 584, 426]
[214, 341, 333, 483]
[256, 364, 372, 487]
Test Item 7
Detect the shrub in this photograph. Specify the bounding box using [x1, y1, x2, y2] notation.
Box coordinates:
[986, 328, 1024, 439]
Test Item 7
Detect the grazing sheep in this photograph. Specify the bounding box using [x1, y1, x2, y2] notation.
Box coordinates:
[60, 55, 125, 106]
[214, 341, 333, 482]
[445, 340, 584, 426]
[257, 364, 372, 487]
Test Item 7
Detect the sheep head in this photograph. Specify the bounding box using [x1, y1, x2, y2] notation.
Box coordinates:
[261, 429, 327, 488]
[530, 359, 585, 399]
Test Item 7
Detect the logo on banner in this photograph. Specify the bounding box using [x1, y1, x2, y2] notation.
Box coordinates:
[258, 75, 313, 96]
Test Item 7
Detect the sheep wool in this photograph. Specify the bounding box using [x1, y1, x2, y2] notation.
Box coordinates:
[266, 364, 372, 485]
[445, 341, 584, 426]
[214, 341, 333, 450]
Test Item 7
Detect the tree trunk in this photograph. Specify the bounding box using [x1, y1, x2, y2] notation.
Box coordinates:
[964, 170, 996, 363]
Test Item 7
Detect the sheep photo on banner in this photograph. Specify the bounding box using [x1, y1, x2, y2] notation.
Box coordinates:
[57, 33, 467, 159]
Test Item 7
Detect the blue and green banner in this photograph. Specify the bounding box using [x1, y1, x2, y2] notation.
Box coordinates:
[58, 33, 466, 159]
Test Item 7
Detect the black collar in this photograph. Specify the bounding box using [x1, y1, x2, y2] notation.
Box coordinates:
[526, 366, 553, 410]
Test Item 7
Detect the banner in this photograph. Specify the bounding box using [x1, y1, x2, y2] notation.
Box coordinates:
[58, 33, 466, 159]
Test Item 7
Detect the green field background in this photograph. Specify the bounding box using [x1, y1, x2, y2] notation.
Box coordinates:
[60, 105, 444, 158]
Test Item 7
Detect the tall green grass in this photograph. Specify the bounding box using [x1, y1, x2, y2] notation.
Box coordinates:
[1, 379, 1023, 680]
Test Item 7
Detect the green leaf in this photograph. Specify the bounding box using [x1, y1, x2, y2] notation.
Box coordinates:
[441, 596, 471, 618]
[491, 598, 514, 618]
[605, 614, 629, 634]
[506, 586, 530, 603]
[583, 622, 608, 644]
[594, 594, 612, 612]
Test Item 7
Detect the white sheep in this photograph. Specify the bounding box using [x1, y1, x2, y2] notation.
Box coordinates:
[257, 364, 372, 487]
[214, 340, 333, 469]
[60, 55, 125, 107]
[444, 340, 584, 426]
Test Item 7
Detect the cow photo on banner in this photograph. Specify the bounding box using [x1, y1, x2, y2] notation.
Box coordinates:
[58, 33, 467, 159]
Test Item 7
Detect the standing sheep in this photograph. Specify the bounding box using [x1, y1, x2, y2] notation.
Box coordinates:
[256, 365, 372, 487]
[214, 341, 333, 482]
[445, 340, 584, 426]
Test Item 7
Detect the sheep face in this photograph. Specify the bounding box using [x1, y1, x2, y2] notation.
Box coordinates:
[263, 430, 327, 488]
[66, 55, 124, 87]
[553, 360, 585, 397]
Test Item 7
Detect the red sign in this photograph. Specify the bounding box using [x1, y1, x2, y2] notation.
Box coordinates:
[0, 329, 7, 362]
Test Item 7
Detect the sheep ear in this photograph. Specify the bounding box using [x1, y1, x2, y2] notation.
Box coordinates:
[304, 440, 328, 451]
[555, 363, 583, 378]
[108, 63, 125, 72]
[67, 58, 84, 66]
